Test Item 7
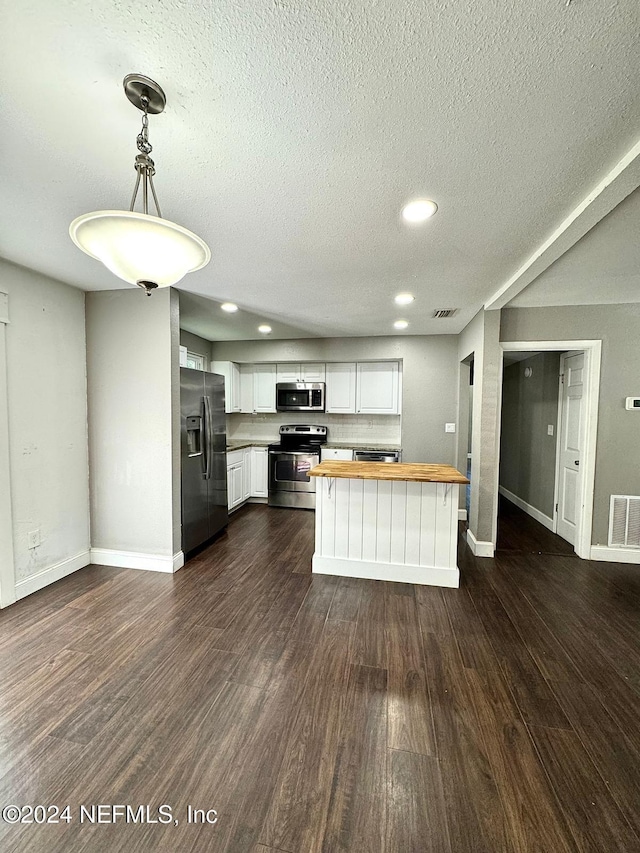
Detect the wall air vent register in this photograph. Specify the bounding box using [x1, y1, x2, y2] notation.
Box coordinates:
[609, 496, 640, 549]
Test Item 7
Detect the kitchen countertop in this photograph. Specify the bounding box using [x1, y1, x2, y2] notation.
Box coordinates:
[226, 440, 271, 451]
[324, 442, 402, 451]
[308, 461, 469, 484]
[226, 441, 401, 452]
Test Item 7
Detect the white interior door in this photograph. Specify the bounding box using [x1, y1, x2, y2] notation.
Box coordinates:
[556, 353, 584, 545]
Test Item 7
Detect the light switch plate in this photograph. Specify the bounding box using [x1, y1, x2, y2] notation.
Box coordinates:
[445, 423, 456, 433]
[547, 424, 554, 436]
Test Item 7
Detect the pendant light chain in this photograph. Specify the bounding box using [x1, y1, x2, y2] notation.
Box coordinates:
[129, 95, 162, 218]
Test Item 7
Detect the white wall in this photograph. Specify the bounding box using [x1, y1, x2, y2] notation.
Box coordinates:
[86, 288, 181, 566]
[0, 259, 90, 603]
[211, 335, 459, 464]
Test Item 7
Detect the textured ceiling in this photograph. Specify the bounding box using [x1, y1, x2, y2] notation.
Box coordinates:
[1, 0, 639, 339]
[511, 186, 640, 308]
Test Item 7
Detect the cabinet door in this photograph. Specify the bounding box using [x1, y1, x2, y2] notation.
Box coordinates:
[253, 364, 277, 412]
[300, 363, 326, 382]
[356, 362, 400, 414]
[211, 361, 241, 414]
[326, 363, 357, 413]
[231, 363, 241, 412]
[229, 463, 244, 509]
[251, 447, 268, 497]
[277, 364, 300, 383]
[239, 364, 254, 413]
[243, 449, 252, 500]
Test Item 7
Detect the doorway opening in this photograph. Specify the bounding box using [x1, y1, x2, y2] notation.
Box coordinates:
[495, 340, 601, 560]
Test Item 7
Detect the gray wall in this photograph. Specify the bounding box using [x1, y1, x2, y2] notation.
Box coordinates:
[210, 335, 459, 464]
[86, 288, 181, 557]
[0, 259, 90, 588]
[500, 352, 561, 518]
[180, 329, 213, 363]
[501, 304, 640, 545]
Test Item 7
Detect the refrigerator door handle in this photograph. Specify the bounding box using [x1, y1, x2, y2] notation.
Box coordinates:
[203, 394, 213, 480]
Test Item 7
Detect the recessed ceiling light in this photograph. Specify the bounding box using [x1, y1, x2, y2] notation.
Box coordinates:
[401, 199, 438, 223]
[258, 324, 272, 334]
[394, 293, 415, 306]
[394, 320, 409, 330]
[221, 302, 238, 313]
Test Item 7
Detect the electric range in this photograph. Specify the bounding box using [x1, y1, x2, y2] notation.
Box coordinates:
[268, 424, 327, 509]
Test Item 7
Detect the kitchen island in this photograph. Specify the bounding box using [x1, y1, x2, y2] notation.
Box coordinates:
[309, 461, 469, 588]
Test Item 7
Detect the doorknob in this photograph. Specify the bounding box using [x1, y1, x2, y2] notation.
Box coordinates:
[574, 460, 579, 466]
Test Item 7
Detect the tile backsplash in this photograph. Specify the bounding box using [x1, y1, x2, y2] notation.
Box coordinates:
[226, 412, 402, 446]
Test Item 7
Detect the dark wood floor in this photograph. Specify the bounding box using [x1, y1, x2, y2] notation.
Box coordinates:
[1, 504, 639, 852]
[496, 494, 576, 556]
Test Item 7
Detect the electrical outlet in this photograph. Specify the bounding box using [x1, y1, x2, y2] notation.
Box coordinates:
[27, 528, 41, 549]
[547, 424, 554, 436]
[445, 423, 456, 433]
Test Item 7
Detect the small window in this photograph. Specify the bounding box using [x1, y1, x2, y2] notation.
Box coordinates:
[186, 352, 205, 371]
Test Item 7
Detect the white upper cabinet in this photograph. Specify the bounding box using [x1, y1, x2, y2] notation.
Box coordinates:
[253, 364, 277, 412]
[211, 361, 241, 413]
[239, 364, 255, 413]
[300, 363, 326, 382]
[356, 362, 400, 414]
[325, 362, 357, 413]
[276, 363, 326, 383]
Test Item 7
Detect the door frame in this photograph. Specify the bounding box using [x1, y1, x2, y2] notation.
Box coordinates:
[495, 339, 601, 559]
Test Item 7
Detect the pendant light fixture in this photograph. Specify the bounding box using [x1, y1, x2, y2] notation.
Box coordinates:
[69, 74, 211, 295]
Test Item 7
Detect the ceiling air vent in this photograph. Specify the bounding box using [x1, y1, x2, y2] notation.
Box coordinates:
[609, 495, 640, 548]
[432, 309, 458, 319]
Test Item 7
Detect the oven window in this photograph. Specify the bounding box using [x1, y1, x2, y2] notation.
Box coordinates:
[275, 457, 315, 482]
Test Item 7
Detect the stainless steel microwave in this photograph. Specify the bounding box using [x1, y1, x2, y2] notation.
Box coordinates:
[276, 383, 325, 412]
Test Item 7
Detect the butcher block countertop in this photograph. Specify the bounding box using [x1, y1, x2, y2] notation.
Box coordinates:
[309, 461, 469, 484]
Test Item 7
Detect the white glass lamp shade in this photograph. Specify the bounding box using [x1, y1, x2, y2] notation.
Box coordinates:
[69, 210, 210, 287]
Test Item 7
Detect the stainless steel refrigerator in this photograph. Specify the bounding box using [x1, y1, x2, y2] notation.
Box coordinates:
[180, 367, 228, 553]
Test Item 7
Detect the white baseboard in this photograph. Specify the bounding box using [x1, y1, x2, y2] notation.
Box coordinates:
[458, 509, 467, 521]
[499, 486, 555, 532]
[14, 550, 91, 601]
[590, 546, 640, 565]
[90, 548, 185, 573]
[312, 554, 459, 588]
[466, 529, 495, 558]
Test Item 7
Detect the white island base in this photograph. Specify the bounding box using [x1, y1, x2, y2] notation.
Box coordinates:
[312, 477, 461, 588]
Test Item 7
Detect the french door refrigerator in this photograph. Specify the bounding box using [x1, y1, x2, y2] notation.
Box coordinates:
[180, 367, 228, 553]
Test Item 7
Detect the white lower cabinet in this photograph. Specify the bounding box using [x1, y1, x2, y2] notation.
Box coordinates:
[227, 446, 269, 510]
[243, 448, 252, 500]
[251, 447, 268, 497]
[227, 463, 244, 510]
